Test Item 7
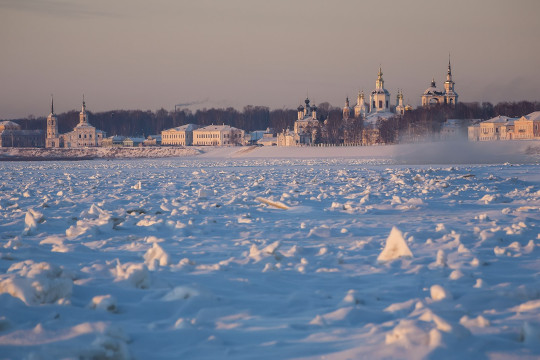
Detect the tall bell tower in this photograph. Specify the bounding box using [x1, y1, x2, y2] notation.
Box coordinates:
[46, 95, 60, 148]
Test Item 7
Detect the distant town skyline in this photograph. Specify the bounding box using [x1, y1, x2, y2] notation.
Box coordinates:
[1, 0, 539, 119]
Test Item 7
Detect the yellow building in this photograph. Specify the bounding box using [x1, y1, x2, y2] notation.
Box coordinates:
[513, 111, 540, 140]
[468, 112, 540, 141]
[476, 116, 516, 141]
[162, 124, 199, 146]
[193, 125, 245, 146]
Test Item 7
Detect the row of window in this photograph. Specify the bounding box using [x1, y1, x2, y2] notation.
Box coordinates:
[163, 133, 186, 139]
[195, 133, 221, 139]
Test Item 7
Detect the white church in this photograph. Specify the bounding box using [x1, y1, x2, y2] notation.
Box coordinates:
[342, 67, 410, 125]
[46, 96, 105, 148]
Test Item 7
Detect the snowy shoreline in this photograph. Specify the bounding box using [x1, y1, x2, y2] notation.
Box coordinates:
[0, 146, 201, 161]
[1, 140, 538, 164]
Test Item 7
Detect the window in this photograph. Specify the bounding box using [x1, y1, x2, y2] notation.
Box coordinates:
[379, 100, 382, 109]
[372, 101, 375, 108]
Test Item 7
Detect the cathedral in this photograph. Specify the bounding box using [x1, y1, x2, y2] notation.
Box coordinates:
[343, 66, 402, 123]
[421, 57, 458, 106]
[46, 96, 105, 148]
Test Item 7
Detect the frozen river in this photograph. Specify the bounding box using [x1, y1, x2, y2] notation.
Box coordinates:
[0, 157, 539, 359]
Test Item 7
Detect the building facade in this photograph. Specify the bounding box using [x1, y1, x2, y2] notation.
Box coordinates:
[161, 124, 200, 146]
[0, 121, 45, 148]
[193, 125, 244, 146]
[102, 136, 126, 147]
[513, 111, 540, 140]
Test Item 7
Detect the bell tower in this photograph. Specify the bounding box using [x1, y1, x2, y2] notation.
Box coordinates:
[443, 55, 458, 106]
[46, 95, 60, 148]
[79, 95, 89, 124]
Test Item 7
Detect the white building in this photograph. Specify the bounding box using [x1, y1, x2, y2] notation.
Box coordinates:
[53, 97, 105, 148]
[193, 124, 245, 146]
[354, 91, 369, 118]
[395, 90, 406, 115]
[370, 67, 390, 113]
[278, 97, 319, 146]
[345, 68, 409, 126]
[162, 124, 200, 146]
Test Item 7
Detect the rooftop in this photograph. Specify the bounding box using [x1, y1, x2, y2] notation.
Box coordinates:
[522, 111, 540, 121]
[483, 115, 518, 124]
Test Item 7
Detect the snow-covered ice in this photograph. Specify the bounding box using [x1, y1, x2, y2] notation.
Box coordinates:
[0, 144, 539, 359]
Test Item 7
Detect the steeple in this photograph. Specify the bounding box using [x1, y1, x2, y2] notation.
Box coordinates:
[376, 66, 384, 89]
[343, 96, 351, 120]
[79, 94, 89, 125]
[446, 54, 452, 82]
[46, 94, 59, 146]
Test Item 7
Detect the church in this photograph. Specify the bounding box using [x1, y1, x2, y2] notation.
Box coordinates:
[277, 97, 319, 146]
[421, 57, 458, 106]
[343, 67, 408, 125]
[46, 96, 105, 148]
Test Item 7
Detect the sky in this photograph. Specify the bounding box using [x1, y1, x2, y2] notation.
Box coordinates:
[1, 0, 539, 119]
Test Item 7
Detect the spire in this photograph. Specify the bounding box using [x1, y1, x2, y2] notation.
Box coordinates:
[447, 54, 453, 82]
[50, 94, 54, 114]
[376, 66, 384, 89]
[79, 94, 89, 124]
[431, 78, 436, 87]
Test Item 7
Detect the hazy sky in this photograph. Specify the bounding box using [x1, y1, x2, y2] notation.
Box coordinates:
[1, 0, 539, 119]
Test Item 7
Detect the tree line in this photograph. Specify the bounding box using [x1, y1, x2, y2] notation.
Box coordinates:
[378, 101, 540, 144]
[5, 100, 540, 142]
